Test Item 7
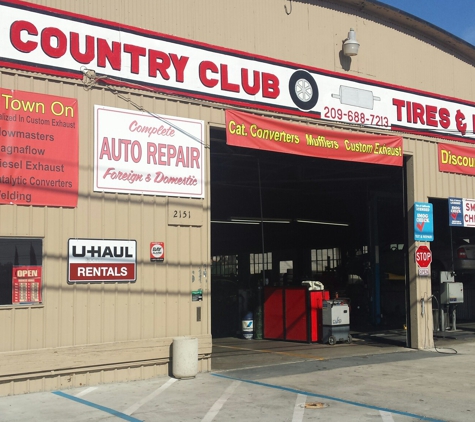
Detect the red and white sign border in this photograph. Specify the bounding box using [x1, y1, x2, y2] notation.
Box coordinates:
[68, 238, 137, 284]
[2, 0, 475, 143]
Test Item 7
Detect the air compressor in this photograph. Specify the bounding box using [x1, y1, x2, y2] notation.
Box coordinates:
[322, 299, 352, 345]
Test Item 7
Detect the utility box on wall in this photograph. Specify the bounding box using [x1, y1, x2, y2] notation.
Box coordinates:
[441, 282, 464, 304]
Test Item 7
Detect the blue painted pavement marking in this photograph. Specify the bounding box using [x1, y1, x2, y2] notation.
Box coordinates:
[212, 373, 446, 422]
[52, 391, 143, 422]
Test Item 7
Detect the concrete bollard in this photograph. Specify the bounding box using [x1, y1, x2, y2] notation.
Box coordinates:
[172, 336, 198, 379]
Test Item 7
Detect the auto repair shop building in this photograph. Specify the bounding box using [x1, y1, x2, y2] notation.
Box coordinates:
[1, 0, 475, 395]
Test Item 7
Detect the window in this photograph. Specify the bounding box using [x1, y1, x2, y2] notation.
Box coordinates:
[211, 255, 238, 276]
[311, 248, 341, 275]
[0, 238, 43, 306]
[250, 252, 272, 275]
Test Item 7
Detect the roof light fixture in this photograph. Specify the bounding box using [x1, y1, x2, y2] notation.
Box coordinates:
[343, 28, 360, 57]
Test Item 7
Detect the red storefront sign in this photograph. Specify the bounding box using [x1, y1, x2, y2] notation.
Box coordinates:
[2, 1, 475, 144]
[225, 110, 403, 166]
[12, 266, 42, 304]
[438, 143, 475, 176]
[0, 88, 79, 207]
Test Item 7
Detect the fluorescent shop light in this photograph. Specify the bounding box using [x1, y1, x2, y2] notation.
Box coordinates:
[212, 218, 348, 226]
[230, 218, 291, 224]
[296, 219, 349, 227]
[211, 220, 259, 225]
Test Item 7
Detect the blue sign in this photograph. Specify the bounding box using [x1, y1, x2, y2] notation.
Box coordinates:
[414, 202, 433, 241]
[448, 197, 464, 226]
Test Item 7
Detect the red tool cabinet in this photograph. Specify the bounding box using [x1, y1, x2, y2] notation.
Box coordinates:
[263, 286, 329, 342]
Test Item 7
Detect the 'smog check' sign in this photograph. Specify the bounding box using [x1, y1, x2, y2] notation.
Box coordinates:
[414, 202, 433, 242]
[449, 197, 475, 227]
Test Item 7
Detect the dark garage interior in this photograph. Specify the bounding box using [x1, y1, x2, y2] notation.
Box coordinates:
[209, 126, 410, 338]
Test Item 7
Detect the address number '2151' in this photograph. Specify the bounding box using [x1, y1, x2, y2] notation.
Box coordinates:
[173, 210, 191, 219]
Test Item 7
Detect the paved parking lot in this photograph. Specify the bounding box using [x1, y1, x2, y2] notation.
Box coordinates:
[1, 332, 475, 421]
[0, 367, 445, 422]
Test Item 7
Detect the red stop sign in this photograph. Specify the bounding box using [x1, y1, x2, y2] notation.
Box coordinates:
[415, 245, 432, 267]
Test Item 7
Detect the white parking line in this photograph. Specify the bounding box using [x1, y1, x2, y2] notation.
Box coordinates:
[380, 410, 395, 421]
[201, 380, 241, 422]
[215, 373, 438, 422]
[75, 387, 97, 397]
[123, 378, 177, 416]
[292, 394, 306, 422]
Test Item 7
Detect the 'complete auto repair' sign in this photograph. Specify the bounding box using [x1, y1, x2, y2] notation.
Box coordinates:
[94, 105, 205, 198]
[68, 239, 137, 283]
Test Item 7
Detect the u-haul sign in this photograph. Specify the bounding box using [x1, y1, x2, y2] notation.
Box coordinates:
[68, 239, 137, 283]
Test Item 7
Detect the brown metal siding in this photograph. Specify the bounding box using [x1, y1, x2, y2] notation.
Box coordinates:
[0, 69, 213, 392]
[1, 0, 475, 393]
[404, 137, 475, 201]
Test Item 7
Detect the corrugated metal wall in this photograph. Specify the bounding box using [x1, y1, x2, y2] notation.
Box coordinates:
[404, 136, 475, 201]
[2, 0, 475, 393]
[0, 69, 220, 393]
